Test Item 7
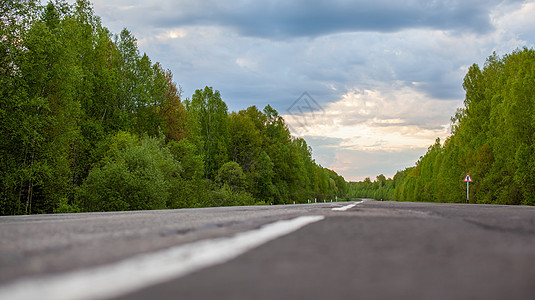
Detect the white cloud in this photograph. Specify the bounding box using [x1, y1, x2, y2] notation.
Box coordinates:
[283, 85, 459, 180]
[235, 57, 258, 71]
[491, 1, 535, 49]
[285, 85, 456, 151]
[154, 28, 188, 42]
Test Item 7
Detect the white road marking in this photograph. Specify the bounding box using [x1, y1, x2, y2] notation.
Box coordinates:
[0, 215, 324, 300]
[332, 201, 364, 211]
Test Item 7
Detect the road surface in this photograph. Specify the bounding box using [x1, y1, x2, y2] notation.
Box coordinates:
[1, 200, 535, 299]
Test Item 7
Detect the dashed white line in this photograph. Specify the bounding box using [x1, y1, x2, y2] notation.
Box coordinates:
[0, 215, 324, 300]
[332, 201, 364, 211]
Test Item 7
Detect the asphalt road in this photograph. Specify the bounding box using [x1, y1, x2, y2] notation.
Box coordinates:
[2, 200, 535, 299]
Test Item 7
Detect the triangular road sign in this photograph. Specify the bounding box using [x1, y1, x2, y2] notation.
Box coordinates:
[463, 174, 473, 182]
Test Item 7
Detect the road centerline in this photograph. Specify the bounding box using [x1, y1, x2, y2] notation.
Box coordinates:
[332, 201, 364, 211]
[0, 215, 325, 300]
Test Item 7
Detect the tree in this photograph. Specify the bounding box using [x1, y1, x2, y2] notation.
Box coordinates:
[157, 66, 188, 142]
[228, 111, 261, 170]
[188, 86, 230, 179]
[248, 151, 275, 203]
[349, 48, 535, 206]
[216, 161, 246, 192]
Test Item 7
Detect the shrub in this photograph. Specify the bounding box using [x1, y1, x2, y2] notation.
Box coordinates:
[79, 132, 181, 211]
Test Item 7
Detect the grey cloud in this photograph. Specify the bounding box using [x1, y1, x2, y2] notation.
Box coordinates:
[144, 0, 519, 39]
[95, 0, 525, 104]
[304, 135, 346, 146]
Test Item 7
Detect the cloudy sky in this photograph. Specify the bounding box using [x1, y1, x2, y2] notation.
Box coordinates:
[86, 0, 535, 181]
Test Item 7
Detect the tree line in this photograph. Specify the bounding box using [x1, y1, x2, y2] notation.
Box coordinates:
[349, 48, 535, 206]
[0, 0, 347, 215]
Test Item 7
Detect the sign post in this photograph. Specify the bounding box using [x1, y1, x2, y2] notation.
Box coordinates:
[463, 174, 473, 203]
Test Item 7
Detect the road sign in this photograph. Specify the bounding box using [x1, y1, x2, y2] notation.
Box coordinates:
[463, 174, 472, 203]
[463, 174, 473, 182]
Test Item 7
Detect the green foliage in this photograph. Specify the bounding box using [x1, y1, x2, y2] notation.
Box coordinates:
[1, 0, 347, 215]
[349, 48, 535, 206]
[209, 184, 256, 207]
[78, 133, 180, 211]
[248, 151, 276, 203]
[54, 197, 80, 214]
[216, 162, 246, 192]
[187, 86, 230, 179]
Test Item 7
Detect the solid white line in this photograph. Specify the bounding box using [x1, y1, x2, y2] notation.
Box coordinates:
[332, 201, 364, 211]
[0, 215, 324, 300]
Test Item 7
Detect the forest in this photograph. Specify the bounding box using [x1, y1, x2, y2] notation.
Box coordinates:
[349, 48, 535, 206]
[0, 0, 347, 215]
